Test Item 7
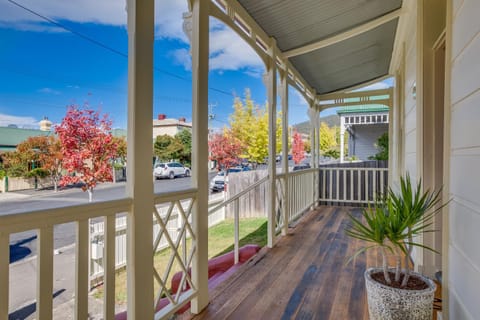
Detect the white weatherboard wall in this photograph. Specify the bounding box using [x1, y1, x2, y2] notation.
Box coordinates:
[403, 3, 418, 181]
[448, 0, 480, 318]
[348, 124, 388, 160]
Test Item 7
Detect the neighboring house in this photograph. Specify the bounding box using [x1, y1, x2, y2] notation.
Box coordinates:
[0, 122, 126, 153]
[152, 114, 192, 139]
[337, 104, 389, 161]
[0, 126, 52, 152]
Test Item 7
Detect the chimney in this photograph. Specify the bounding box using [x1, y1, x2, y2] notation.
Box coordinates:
[179, 117, 186, 122]
[158, 114, 166, 120]
[39, 116, 52, 131]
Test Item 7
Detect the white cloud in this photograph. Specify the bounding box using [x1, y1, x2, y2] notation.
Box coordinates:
[171, 48, 191, 70]
[155, 1, 189, 41]
[0, 113, 39, 128]
[209, 25, 264, 75]
[1, 0, 264, 76]
[1, 0, 189, 34]
[0, 0, 127, 31]
[171, 20, 265, 76]
[38, 87, 60, 95]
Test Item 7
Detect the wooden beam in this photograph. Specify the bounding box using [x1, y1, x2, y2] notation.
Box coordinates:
[284, 8, 402, 58]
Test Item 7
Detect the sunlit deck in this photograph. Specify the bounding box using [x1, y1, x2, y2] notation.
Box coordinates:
[192, 206, 372, 320]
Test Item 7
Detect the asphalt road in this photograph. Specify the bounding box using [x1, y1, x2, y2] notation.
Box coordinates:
[3, 173, 217, 263]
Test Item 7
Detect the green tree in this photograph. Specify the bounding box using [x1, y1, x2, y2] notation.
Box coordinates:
[370, 132, 389, 160]
[154, 134, 178, 161]
[175, 129, 192, 165]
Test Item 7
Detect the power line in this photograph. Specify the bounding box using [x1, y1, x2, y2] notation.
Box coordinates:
[7, 0, 233, 97]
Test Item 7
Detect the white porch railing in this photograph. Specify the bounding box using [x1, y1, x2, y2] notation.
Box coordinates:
[89, 193, 225, 287]
[0, 198, 132, 320]
[318, 167, 389, 204]
[275, 168, 317, 233]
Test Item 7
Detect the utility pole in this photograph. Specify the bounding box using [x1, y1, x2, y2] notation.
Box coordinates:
[208, 102, 217, 170]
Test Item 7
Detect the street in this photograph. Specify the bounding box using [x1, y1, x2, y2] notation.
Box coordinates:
[2, 173, 217, 262]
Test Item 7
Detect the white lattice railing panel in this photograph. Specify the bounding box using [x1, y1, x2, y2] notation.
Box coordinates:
[152, 190, 198, 318]
[275, 175, 286, 233]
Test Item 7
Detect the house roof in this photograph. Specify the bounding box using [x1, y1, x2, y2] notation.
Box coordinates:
[337, 104, 390, 115]
[238, 0, 402, 94]
[153, 118, 192, 127]
[0, 127, 52, 151]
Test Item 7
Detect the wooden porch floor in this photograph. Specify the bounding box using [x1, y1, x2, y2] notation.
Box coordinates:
[192, 206, 375, 320]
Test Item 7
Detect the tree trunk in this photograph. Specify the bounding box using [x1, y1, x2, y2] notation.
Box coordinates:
[395, 255, 401, 282]
[88, 188, 93, 202]
[401, 234, 413, 287]
[381, 247, 391, 285]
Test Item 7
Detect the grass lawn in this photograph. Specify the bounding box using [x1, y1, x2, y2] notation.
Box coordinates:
[93, 217, 267, 305]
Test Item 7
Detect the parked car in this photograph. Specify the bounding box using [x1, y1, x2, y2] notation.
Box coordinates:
[153, 162, 190, 179]
[292, 163, 311, 171]
[209, 167, 246, 192]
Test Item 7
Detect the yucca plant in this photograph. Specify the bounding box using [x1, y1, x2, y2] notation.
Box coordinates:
[346, 174, 444, 288]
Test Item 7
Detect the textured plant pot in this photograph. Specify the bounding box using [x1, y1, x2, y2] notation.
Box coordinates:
[365, 267, 436, 320]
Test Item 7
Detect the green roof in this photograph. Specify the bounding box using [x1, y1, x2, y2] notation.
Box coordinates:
[112, 128, 127, 138]
[337, 104, 389, 115]
[0, 127, 53, 148]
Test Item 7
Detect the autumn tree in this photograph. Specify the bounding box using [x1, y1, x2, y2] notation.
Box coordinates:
[208, 131, 242, 170]
[39, 136, 63, 192]
[292, 130, 305, 164]
[319, 122, 337, 153]
[55, 105, 117, 202]
[112, 136, 127, 164]
[1, 135, 60, 182]
[229, 89, 282, 163]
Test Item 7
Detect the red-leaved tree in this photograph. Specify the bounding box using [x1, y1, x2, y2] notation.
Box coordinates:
[292, 130, 305, 164]
[55, 105, 118, 202]
[208, 132, 243, 171]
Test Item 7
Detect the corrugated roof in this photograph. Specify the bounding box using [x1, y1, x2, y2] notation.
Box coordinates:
[337, 104, 389, 114]
[0, 127, 52, 148]
[238, 0, 402, 94]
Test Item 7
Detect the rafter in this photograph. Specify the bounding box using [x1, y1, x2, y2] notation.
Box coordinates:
[283, 8, 402, 58]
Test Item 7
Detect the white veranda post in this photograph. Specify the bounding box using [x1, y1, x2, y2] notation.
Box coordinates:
[280, 70, 289, 236]
[126, 0, 154, 318]
[308, 107, 320, 205]
[340, 115, 345, 162]
[265, 39, 278, 248]
[190, 0, 210, 312]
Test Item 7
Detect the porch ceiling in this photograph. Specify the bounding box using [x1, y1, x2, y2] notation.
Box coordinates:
[237, 0, 402, 94]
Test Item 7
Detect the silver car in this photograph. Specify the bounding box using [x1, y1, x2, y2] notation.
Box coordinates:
[153, 162, 190, 179]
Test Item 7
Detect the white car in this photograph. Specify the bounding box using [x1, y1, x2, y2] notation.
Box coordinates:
[153, 162, 190, 179]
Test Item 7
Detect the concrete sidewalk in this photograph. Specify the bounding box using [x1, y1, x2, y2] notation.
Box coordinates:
[9, 245, 111, 320]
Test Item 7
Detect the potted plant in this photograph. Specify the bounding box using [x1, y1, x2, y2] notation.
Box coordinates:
[346, 174, 444, 320]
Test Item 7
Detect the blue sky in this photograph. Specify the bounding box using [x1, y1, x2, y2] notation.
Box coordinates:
[0, 0, 392, 130]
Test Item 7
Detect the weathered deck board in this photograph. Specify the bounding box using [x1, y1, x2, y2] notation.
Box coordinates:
[192, 206, 374, 320]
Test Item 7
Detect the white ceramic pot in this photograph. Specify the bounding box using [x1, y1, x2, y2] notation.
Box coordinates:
[365, 267, 436, 320]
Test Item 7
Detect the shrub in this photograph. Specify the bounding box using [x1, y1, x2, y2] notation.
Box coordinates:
[25, 168, 50, 178]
